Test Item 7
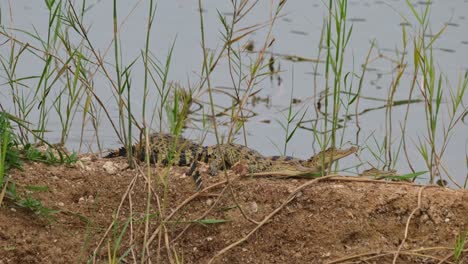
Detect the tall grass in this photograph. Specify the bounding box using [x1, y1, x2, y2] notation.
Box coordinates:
[0, 113, 11, 190]
[402, 0, 467, 185]
[306, 0, 355, 174]
[0, 113, 22, 190]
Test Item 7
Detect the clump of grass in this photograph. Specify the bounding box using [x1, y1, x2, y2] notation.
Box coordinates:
[106, 216, 132, 264]
[22, 144, 77, 165]
[166, 86, 193, 137]
[0, 112, 72, 216]
[453, 230, 467, 263]
[402, 0, 468, 185]
[0, 112, 22, 191]
[5, 182, 58, 219]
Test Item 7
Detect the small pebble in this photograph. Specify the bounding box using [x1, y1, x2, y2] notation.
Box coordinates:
[103, 161, 118, 174]
[80, 157, 92, 162]
[250, 201, 258, 213]
[76, 161, 86, 169]
[421, 214, 429, 223]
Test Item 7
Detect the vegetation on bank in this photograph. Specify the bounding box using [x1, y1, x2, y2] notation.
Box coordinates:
[0, 0, 467, 262]
[0, 112, 77, 217]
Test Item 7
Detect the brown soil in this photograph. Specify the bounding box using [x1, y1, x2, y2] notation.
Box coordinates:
[1, 156, 467, 264]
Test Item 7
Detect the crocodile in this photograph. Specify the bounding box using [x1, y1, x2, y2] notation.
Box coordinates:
[359, 168, 399, 179]
[104, 133, 357, 189]
[358, 168, 414, 182]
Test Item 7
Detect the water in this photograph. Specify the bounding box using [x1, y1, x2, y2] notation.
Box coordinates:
[1, 0, 467, 184]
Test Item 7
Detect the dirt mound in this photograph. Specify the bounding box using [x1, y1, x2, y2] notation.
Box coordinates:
[1, 156, 467, 263]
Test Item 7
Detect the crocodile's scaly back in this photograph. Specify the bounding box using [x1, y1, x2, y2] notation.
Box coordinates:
[205, 143, 272, 175]
[133, 133, 203, 166]
[105, 133, 203, 166]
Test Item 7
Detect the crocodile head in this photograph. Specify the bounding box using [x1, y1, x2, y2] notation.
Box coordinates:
[305, 146, 357, 170]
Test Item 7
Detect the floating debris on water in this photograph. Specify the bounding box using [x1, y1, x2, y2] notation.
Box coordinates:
[290, 30, 308, 36]
[437, 48, 456, 53]
[348, 18, 366, 22]
[445, 22, 459, 27]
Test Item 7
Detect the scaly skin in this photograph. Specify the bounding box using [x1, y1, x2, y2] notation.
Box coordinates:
[105, 134, 275, 174]
[104, 133, 357, 188]
[105, 133, 203, 166]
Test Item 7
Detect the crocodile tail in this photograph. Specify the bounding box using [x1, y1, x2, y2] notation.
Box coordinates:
[192, 170, 203, 191]
[104, 147, 127, 158]
[187, 154, 203, 191]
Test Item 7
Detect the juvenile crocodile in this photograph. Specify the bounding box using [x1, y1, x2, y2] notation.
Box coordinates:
[359, 168, 399, 179]
[104, 133, 357, 189]
[359, 168, 415, 182]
